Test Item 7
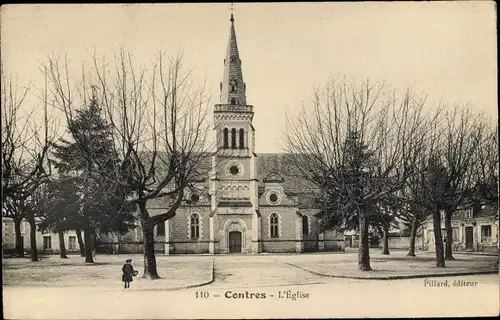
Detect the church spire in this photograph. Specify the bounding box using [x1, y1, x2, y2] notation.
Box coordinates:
[220, 12, 247, 105]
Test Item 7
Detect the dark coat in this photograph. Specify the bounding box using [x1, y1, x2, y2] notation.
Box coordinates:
[122, 264, 135, 282]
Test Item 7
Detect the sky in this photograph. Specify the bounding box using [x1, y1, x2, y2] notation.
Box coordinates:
[1, 2, 497, 153]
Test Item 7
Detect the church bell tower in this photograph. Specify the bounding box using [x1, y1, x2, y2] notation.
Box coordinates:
[209, 12, 260, 254]
[214, 13, 255, 156]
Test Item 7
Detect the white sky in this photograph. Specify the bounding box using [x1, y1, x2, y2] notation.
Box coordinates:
[1, 2, 497, 153]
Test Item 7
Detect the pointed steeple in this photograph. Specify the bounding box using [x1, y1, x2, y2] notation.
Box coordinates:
[220, 13, 247, 105]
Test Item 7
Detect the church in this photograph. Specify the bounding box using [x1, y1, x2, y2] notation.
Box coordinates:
[133, 13, 345, 255]
[2, 13, 345, 256]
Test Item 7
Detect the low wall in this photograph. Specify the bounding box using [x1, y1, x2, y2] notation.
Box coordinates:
[261, 240, 297, 253]
[170, 241, 210, 254]
[387, 236, 423, 250]
[323, 239, 345, 252]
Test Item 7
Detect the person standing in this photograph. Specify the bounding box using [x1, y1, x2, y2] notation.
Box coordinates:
[122, 259, 137, 289]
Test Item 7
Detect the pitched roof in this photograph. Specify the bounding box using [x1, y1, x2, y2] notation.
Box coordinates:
[138, 151, 318, 196]
[256, 153, 318, 192]
[474, 205, 498, 218]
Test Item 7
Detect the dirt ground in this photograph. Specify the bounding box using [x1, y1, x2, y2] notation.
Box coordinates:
[2, 254, 213, 289]
[269, 250, 499, 278]
[3, 251, 499, 318]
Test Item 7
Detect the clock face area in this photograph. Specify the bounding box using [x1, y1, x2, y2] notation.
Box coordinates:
[230, 166, 239, 175]
[224, 160, 244, 178]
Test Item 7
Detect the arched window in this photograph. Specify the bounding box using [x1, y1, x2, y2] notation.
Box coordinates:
[230, 79, 237, 93]
[190, 213, 200, 240]
[231, 128, 237, 149]
[270, 213, 279, 238]
[231, 98, 237, 105]
[239, 128, 244, 149]
[302, 215, 309, 236]
[223, 128, 229, 149]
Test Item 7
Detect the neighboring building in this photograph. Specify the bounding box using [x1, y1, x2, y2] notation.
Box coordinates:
[422, 204, 499, 253]
[2, 218, 81, 254]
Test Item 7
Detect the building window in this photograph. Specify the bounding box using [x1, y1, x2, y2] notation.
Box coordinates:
[465, 208, 473, 219]
[452, 227, 459, 242]
[43, 236, 52, 250]
[302, 215, 309, 236]
[229, 166, 239, 175]
[223, 128, 229, 148]
[68, 236, 77, 251]
[270, 213, 279, 238]
[427, 230, 434, 243]
[191, 193, 200, 203]
[239, 128, 244, 149]
[231, 128, 237, 149]
[481, 225, 492, 243]
[190, 213, 200, 240]
[231, 98, 237, 105]
[269, 193, 278, 203]
[156, 223, 165, 236]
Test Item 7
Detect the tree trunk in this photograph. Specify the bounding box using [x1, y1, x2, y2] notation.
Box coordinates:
[407, 214, 419, 257]
[83, 228, 94, 263]
[358, 209, 372, 271]
[14, 217, 25, 258]
[75, 227, 85, 257]
[432, 209, 446, 267]
[444, 211, 455, 260]
[139, 202, 160, 279]
[91, 232, 97, 258]
[382, 224, 390, 255]
[27, 215, 39, 262]
[58, 231, 68, 259]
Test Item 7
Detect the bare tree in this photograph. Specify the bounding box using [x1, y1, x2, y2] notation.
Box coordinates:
[397, 111, 443, 257]
[397, 192, 429, 257]
[406, 105, 483, 266]
[439, 107, 483, 260]
[283, 79, 426, 271]
[470, 119, 498, 207]
[46, 49, 212, 278]
[1, 63, 54, 260]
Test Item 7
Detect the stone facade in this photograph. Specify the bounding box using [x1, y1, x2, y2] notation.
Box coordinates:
[2, 218, 82, 254]
[422, 205, 499, 253]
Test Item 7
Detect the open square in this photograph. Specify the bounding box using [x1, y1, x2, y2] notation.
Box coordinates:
[3, 251, 499, 318]
[2, 254, 214, 290]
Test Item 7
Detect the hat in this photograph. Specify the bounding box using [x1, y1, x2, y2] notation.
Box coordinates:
[126, 259, 132, 262]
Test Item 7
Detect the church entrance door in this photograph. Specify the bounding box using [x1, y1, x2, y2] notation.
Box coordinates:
[229, 231, 242, 253]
